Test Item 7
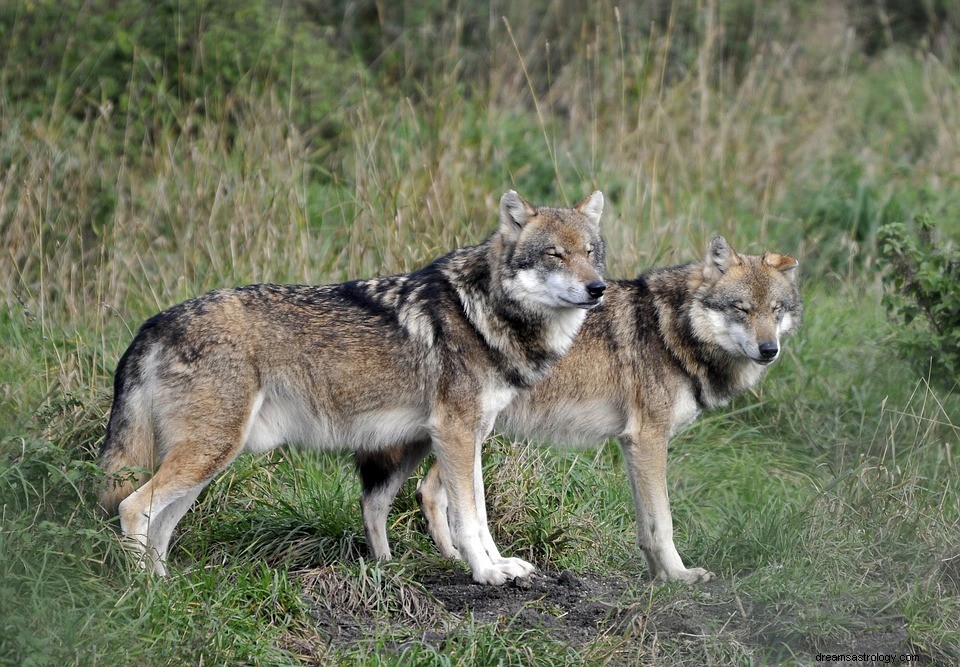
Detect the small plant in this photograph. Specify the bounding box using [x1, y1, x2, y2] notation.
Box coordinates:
[879, 215, 960, 384]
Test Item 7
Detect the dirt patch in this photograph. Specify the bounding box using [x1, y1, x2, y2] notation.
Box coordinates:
[422, 569, 630, 644]
[290, 566, 932, 663]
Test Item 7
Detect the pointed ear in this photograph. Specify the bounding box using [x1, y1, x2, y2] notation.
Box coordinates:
[574, 190, 604, 228]
[764, 252, 800, 283]
[499, 190, 536, 238]
[703, 236, 739, 282]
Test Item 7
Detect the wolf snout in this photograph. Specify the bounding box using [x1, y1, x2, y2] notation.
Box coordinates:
[586, 280, 606, 299]
[758, 342, 779, 361]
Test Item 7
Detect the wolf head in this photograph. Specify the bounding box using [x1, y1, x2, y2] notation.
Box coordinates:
[497, 190, 607, 311]
[690, 236, 802, 365]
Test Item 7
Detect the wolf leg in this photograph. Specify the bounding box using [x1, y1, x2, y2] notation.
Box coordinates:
[119, 418, 246, 576]
[419, 446, 533, 574]
[357, 439, 432, 560]
[147, 483, 207, 565]
[471, 438, 535, 576]
[415, 461, 461, 559]
[619, 432, 715, 584]
[118, 461, 222, 576]
[432, 420, 532, 585]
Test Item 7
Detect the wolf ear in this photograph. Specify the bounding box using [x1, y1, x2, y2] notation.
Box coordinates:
[703, 236, 739, 282]
[574, 190, 604, 228]
[499, 190, 537, 238]
[764, 252, 800, 283]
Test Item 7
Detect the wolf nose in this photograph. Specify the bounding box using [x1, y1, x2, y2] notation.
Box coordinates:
[586, 280, 606, 299]
[758, 342, 779, 359]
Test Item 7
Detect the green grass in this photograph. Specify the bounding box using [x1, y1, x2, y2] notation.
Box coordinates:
[2, 2, 960, 665]
[2, 291, 957, 663]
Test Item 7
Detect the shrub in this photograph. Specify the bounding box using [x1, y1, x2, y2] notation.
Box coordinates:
[843, 0, 960, 56]
[879, 215, 960, 384]
[0, 0, 366, 141]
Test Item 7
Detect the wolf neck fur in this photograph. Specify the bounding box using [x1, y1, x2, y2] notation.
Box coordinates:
[446, 238, 581, 389]
[648, 262, 765, 409]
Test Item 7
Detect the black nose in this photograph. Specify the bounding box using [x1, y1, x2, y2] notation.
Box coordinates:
[758, 342, 779, 359]
[586, 280, 606, 299]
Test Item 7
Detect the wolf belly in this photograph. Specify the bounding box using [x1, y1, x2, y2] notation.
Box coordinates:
[498, 398, 627, 447]
[242, 388, 431, 453]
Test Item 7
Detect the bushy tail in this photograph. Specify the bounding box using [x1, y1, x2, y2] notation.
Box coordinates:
[99, 351, 155, 516]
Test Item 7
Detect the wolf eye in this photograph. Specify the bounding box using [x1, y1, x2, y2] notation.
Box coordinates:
[545, 248, 563, 259]
[586, 245, 594, 256]
[732, 303, 751, 314]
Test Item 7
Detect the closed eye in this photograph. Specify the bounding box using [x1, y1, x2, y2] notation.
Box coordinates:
[545, 247, 564, 259]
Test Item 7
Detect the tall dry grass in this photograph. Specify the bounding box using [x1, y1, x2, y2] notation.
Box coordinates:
[1, 3, 958, 396]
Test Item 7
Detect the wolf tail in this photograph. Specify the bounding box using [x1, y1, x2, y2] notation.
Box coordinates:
[99, 345, 155, 516]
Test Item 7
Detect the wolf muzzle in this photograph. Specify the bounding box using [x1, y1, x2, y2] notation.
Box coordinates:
[586, 280, 606, 300]
[757, 341, 779, 362]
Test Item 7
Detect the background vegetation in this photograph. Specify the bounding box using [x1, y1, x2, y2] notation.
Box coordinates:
[1, 0, 958, 664]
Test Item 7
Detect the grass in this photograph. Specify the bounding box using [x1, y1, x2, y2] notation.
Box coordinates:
[2, 1, 960, 665]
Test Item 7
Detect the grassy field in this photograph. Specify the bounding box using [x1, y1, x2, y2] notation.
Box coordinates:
[2, 2, 959, 664]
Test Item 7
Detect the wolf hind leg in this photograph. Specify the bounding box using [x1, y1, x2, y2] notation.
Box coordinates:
[415, 461, 460, 559]
[118, 434, 244, 575]
[146, 482, 208, 565]
[357, 439, 432, 560]
[118, 473, 194, 575]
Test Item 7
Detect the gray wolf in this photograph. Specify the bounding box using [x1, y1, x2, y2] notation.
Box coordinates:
[359, 236, 801, 583]
[99, 189, 607, 585]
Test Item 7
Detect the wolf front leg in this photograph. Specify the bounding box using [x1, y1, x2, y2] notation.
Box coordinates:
[619, 430, 715, 584]
[431, 419, 533, 585]
[470, 435, 536, 577]
[417, 456, 536, 576]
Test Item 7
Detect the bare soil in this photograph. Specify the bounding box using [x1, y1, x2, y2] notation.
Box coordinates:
[291, 566, 931, 664]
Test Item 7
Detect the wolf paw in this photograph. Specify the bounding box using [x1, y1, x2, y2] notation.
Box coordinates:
[438, 544, 463, 560]
[472, 557, 537, 585]
[659, 567, 715, 584]
[494, 556, 536, 579]
[684, 567, 715, 583]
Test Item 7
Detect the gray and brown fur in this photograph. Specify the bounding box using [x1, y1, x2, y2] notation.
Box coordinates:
[99, 189, 607, 585]
[359, 236, 801, 583]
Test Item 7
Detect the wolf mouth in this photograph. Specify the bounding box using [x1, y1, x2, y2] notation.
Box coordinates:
[562, 297, 603, 309]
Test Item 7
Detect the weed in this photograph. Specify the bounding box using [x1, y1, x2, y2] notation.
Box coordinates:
[880, 214, 960, 384]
